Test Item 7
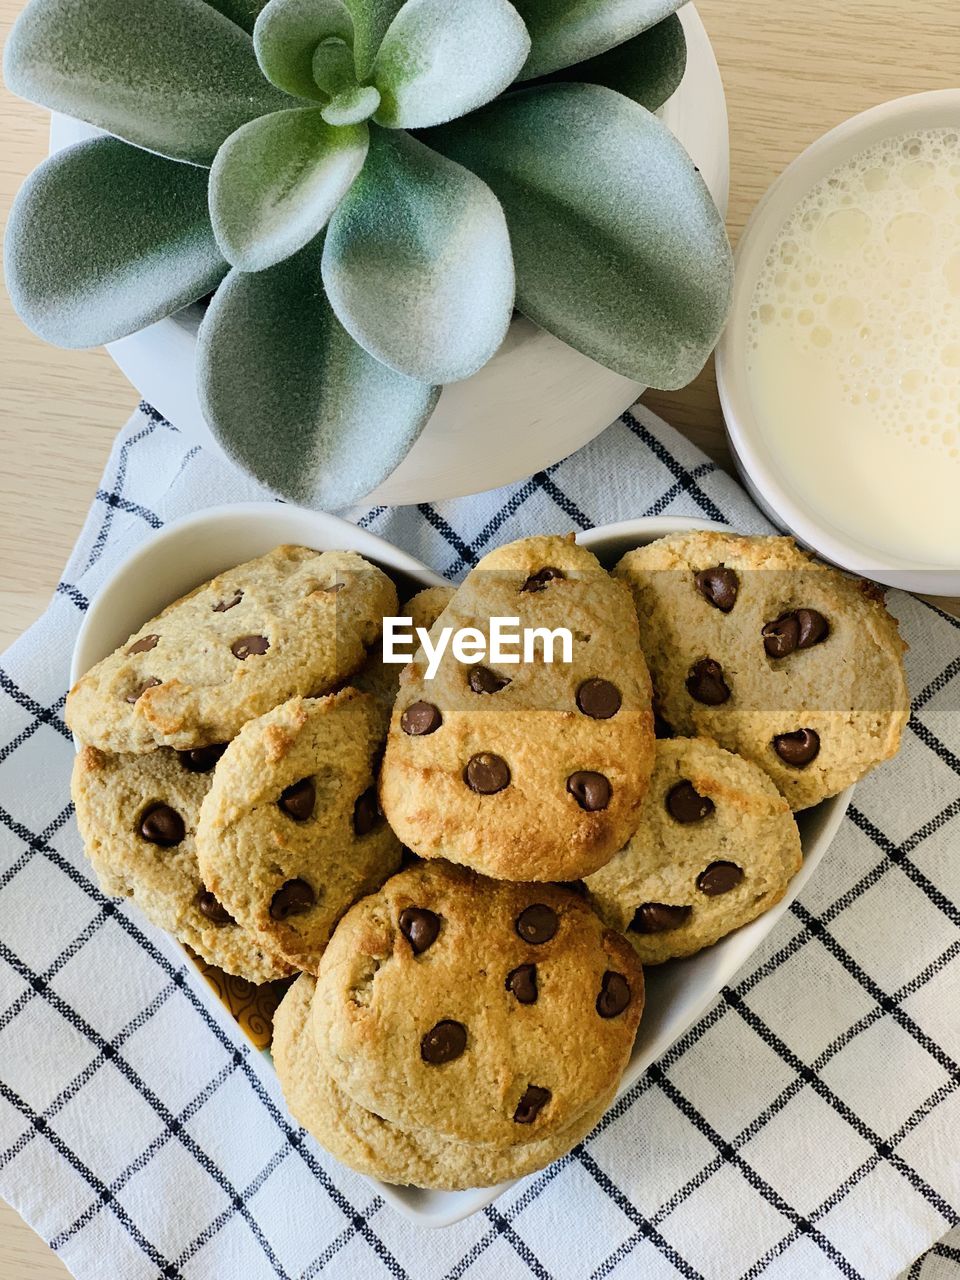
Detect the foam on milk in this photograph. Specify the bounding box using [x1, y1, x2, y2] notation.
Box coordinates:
[746, 128, 960, 567]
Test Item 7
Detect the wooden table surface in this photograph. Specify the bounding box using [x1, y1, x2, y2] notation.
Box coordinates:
[2, 0, 959, 1274]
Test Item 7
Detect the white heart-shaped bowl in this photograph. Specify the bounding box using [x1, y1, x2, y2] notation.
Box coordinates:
[70, 506, 851, 1227]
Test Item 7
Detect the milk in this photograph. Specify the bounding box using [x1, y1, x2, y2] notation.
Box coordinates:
[746, 128, 960, 567]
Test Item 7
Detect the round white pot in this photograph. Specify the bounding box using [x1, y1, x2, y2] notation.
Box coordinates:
[50, 4, 729, 506]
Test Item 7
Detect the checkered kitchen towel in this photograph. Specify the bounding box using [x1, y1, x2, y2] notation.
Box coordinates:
[0, 401, 958, 1280]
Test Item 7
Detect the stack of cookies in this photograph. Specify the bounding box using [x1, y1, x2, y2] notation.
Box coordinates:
[275, 862, 643, 1190]
[67, 529, 910, 1192]
[69, 545, 415, 983]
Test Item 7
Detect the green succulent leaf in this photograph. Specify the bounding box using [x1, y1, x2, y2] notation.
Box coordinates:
[321, 126, 514, 383]
[210, 109, 367, 271]
[311, 37, 356, 95]
[512, 0, 684, 79]
[253, 0, 353, 100]
[4, 137, 226, 348]
[342, 0, 403, 80]
[197, 237, 439, 506]
[543, 12, 686, 112]
[322, 84, 381, 124]
[426, 83, 732, 390]
[372, 0, 530, 129]
[4, 0, 293, 166]
[202, 0, 268, 34]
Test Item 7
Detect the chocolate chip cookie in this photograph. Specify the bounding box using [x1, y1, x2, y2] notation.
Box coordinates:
[195, 689, 401, 973]
[585, 737, 803, 963]
[67, 545, 397, 754]
[273, 973, 617, 1190]
[71, 744, 293, 984]
[351, 585, 455, 735]
[615, 532, 909, 809]
[379, 535, 656, 881]
[312, 860, 643, 1147]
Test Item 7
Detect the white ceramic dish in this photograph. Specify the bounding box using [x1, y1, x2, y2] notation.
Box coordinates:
[50, 3, 730, 506]
[70, 505, 852, 1226]
[716, 89, 960, 595]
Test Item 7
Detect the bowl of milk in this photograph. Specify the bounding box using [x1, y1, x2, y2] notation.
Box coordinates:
[717, 90, 960, 593]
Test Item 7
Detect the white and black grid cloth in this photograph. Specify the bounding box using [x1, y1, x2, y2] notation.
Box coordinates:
[0, 402, 958, 1280]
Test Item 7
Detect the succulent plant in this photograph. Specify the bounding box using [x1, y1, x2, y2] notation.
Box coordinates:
[4, 0, 732, 506]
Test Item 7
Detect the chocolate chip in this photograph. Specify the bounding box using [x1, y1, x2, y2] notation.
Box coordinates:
[697, 861, 744, 896]
[772, 728, 820, 767]
[596, 970, 632, 1018]
[764, 609, 829, 657]
[566, 770, 611, 811]
[694, 565, 739, 612]
[506, 964, 538, 1004]
[468, 666, 511, 694]
[127, 634, 159, 655]
[231, 634, 269, 660]
[178, 743, 227, 773]
[139, 803, 185, 847]
[213, 591, 243, 612]
[464, 753, 510, 794]
[126, 677, 161, 704]
[353, 788, 379, 836]
[514, 1085, 551, 1123]
[796, 608, 829, 648]
[400, 701, 442, 736]
[666, 780, 715, 824]
[196, 887, 234, 925]
[762, 614, 800, 658]
[686, 658, 730, 705]
[516, 903, 558, 944]
[520, 567, 564, 593]
[278, 777, 315, 821]
[270, 878, 315, 920]
[629, 902, 692, 933]
[576, 679, 622, 720]
[420, 1020, 466, 1064]
[399, 906, 441, 954]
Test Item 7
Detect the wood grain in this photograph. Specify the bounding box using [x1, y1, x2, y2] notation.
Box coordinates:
[0, 1200, 69, 1279]
[1, 0, 958, 1273]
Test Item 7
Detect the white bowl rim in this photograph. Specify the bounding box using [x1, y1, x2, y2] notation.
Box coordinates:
[716, 88, 960, 595]
[69, 505, 852, 1229]
[69, 502, 448, 689]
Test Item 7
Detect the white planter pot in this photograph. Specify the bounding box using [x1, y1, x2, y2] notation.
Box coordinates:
[50, 4, 729, 506]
